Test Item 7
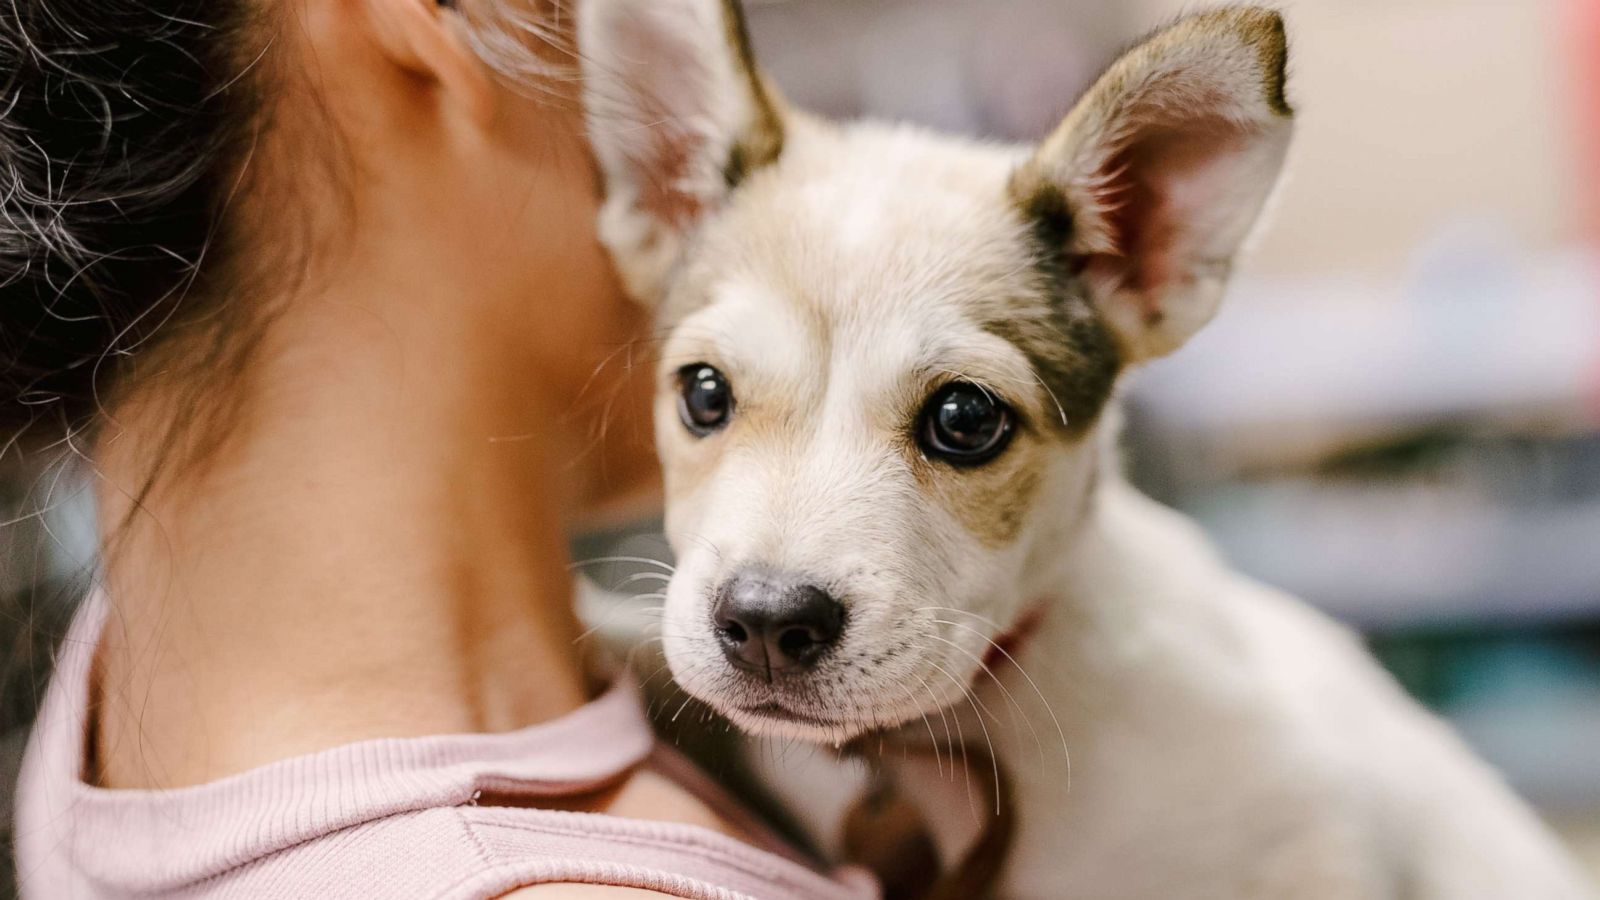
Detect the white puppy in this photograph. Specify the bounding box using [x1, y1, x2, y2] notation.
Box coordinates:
[580, 2, 1598, 896]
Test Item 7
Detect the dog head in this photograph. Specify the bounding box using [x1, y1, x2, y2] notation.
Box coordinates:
[582, 1, 1293, 740]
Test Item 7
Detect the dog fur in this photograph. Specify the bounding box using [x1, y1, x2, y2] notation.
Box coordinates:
[580, 2, 1598, 896]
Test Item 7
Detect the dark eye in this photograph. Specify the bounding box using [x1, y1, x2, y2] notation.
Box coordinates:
[678, 364, 733, 435]
[918, 382, 1015, 465]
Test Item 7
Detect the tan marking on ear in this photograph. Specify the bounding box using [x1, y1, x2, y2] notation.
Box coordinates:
[1008, 6, 1293, 260]
[1156, 6, 1293, 118]
[581, 0, 791, 306]
[719, 0, 785, 185]
[1227, 6, 1293, 116]
[1121, 6, 1293, 118]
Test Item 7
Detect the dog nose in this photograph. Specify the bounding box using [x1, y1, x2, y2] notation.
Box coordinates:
[712, 570, 844, 677]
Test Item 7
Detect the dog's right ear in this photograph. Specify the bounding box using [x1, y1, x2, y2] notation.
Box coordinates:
[1011, 7, 1294, 363]
[581, 0, 784, 305]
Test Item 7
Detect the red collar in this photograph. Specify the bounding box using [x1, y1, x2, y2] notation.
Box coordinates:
[982, 603, 1046, 672]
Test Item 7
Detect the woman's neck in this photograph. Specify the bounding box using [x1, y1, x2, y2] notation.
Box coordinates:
[91, 263, 655, 790]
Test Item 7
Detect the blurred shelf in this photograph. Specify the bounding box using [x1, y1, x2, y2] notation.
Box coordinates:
[1449, 682, 1600, 813]
[1190, 476, 1600, 629]
[1124, 240, 1600, 628]
[1130, 244, 1600, 481]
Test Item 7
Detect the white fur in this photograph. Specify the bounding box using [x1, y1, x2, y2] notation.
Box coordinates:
[898, 475, 1597, 897]
[582, 4, 1598, 896]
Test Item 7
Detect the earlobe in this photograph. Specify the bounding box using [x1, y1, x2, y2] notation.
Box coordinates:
[364, 0, 495, 123]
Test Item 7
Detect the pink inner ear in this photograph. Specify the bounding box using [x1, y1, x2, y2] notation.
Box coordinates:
[1091, 116, 1259, 322]
[637, 126, 705, 230]
[613, 16, 720, 229]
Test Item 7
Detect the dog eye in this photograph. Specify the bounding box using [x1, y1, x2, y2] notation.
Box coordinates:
[918, 382, 1014, 465]
[678, 364, 734, 436]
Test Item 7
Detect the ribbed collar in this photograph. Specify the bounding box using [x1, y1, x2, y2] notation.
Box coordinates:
[30, 595, 656, 891]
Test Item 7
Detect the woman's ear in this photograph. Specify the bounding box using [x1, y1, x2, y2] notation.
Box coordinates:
[580, 0, 786, 306]
[363, 0, 495, 124]
[1011, 7, 1294, 363]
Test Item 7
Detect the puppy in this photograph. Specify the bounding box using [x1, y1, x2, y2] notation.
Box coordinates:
[580, 2, 1598, 896]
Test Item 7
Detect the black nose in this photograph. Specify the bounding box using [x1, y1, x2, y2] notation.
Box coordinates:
[712, 570, 845, 678]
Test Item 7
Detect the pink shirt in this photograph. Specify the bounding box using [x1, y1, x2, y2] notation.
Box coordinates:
[13, 599, 877, 899]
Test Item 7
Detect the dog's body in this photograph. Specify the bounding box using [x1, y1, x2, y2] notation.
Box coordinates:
[887, 476, 1587, 898]
[579, 2, 1597, 896]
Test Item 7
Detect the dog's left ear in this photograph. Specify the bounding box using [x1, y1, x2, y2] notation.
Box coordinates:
[1011, 7, 1294, 362]
[581, 0, 784, 305]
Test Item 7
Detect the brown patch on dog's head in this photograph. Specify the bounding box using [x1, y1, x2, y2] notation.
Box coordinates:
[913, 446, 1044, 548]
[982, 251, 1122, 440]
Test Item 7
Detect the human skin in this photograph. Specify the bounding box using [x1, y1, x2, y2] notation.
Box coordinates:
[87, 2, 713, 895]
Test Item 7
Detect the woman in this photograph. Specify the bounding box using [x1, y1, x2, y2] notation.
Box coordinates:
[4, 1, 874, 896]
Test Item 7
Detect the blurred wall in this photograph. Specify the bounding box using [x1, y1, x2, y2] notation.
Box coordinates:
[750, 0, 1589, 282]
[1135, 0, 1586, 281]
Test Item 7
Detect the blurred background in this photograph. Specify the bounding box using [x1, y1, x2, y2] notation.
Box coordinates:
[5, 0, 1599, 884]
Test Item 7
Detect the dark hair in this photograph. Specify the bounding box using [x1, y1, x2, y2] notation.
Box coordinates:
[0, 13, 584, 867]
[0, 7, 275, 858]
[0, 1, 271, 449]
